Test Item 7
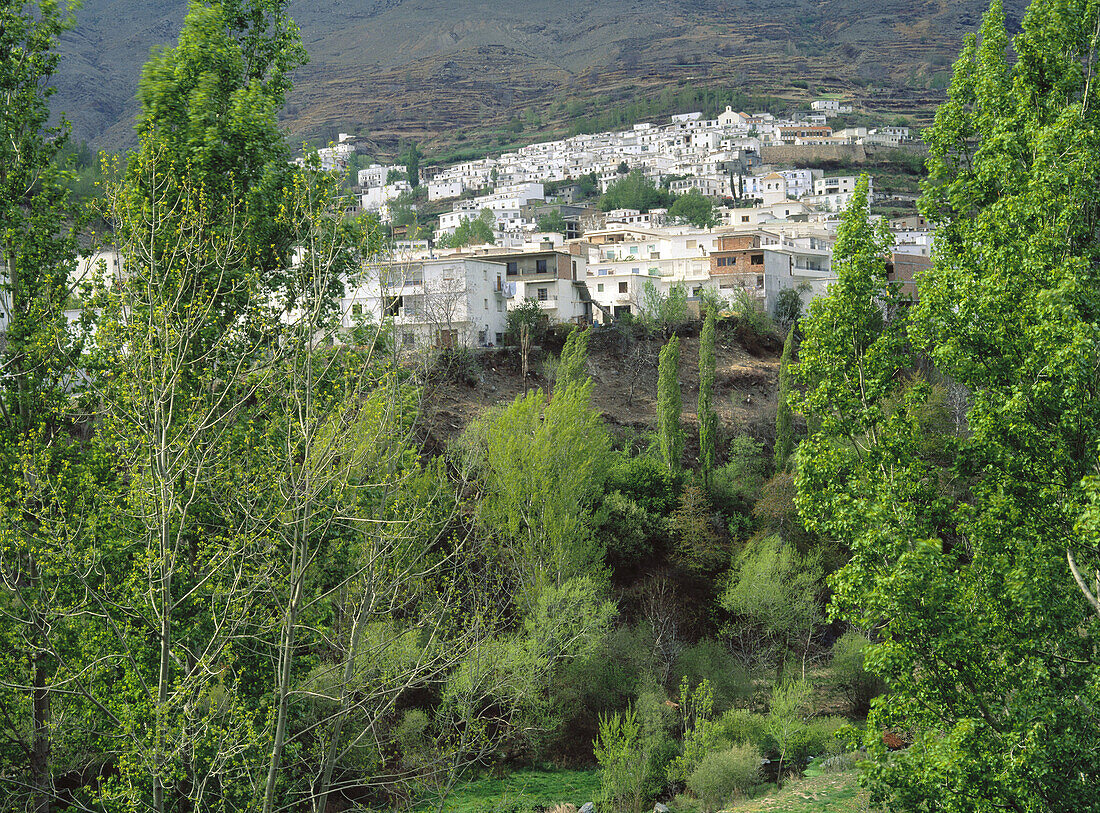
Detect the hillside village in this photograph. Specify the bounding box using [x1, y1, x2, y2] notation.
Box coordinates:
[300, 100, 931, 351]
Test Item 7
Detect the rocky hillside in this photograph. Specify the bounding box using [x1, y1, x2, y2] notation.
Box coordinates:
[418, 322, 784, 462]
[57, 0, 1028, 154]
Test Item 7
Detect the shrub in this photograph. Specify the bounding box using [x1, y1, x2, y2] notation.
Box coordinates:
[686, 743, 762, 811]
[782, 716, 850, 768]
[434, 346, 480, 386]
[549, 625, 652, 759]
[594, 707, 653, 813]
[730, 289, 776, 342]
[635, 686, 680, 800]
[829, 632, 885, 716]
[606, 451, 681, 515]
[708, 435, 766, 516]
[819, 750, 864, 773]
[595, 490, 665, 565]
[711, 708, 768, 751]
[673, 641, 752, 712]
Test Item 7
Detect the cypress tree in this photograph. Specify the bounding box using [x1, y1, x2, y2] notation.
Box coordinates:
[657, 335, 683, 472]
[698, 308, 718, 483]
[774, 327, 795, 472]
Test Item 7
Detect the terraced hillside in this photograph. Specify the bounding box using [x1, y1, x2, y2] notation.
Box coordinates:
[55, 0, 1028, 154]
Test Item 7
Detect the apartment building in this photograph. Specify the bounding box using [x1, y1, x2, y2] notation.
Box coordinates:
[343, 257, 511, 350]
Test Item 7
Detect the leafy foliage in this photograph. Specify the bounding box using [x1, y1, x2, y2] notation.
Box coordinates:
[686, 743, 762, 811]
[795, 3, 1100, 809]
[440, 208, 496, 247]
[535, 209, 568, 234]
[669, 190, 718, 228]
[698, 308, 718, 480]
[721, 536, 822, 675]
[657, 336, 683, 472]
[462, 379, 611, 610]
[773, 329, 796, 472]
[599, 169, 672, 212]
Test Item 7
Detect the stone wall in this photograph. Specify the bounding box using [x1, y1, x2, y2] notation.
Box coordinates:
[758, 143, 929, 165]
[758, 144, 868, 165]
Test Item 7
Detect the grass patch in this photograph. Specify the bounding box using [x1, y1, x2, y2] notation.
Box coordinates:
[430, 769, 600, 813]
[721, 769, 870, 813]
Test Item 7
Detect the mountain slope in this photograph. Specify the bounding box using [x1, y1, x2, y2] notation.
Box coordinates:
[55, 0, 1027, 153]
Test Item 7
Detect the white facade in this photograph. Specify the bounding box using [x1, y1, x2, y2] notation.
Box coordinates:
[811, 99, 853, 114]
[427, 179, 465, 201]
[361, 180, 411, 217]
[343, 257, 511, 350]
[813, 176, 870, 197]
[358, 164, 406, 189]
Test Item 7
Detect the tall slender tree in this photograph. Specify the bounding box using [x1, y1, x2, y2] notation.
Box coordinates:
[0, 4, 87, 811]
[698, 309, 718, 484]
[797, 0, 1100, 807]
[657, 335, 683, 472]
[773, 328, 795, 472]
[556, 325, 591, 393]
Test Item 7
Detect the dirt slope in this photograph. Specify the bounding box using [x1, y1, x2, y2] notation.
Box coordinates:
[418, 322, 783, 460]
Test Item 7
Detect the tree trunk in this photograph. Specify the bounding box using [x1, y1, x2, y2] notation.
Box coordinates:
[32, 632, 52, 813]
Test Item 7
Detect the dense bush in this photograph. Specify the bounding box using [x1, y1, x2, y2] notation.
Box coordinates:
[433, 346, 481, 386]
[673, 641, 752, 713]
[707, 435, 766, 518]
[595, 490, 666, 565]
[605, 452, 681, 515]
[781, 716, 850, 768]
[710, 708, 767, 751]
[548, 625, 653, 760]
[594, 696, 674, 813]
[685, 743, 762, 811]
[828, 632, 885, 716]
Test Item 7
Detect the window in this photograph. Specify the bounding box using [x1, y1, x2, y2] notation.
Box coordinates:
[535, 258, 548, 273]
[618, 282, 628, 294]
[495, 332, 504, 344]
[693, 286, 702, 296]
[632, 267, 640, 274]
[351, 303, 362, 316]
[506, 261, 518, 276]
[597, 283, 604, 292]
[402, 331, 415, 347]
[484, 298, 488, 309]
[497, 301, 503, 312]
[750, 254, 764, 265]
[756, 275, 764, 287]
[537, 287, 548, 301]
[741, 216, 750, 223]
[687, 239, 696, 249]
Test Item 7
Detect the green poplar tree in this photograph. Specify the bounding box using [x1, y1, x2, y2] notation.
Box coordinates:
[0, 4, 90, 811]
[123, 0, 309, 330]
[698, 308, 718, 483]
[796, 1, 1100, 808]
[657, 335, 683, 472]
[773, 328, 795, 472]
[556, 325, 591, 393]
